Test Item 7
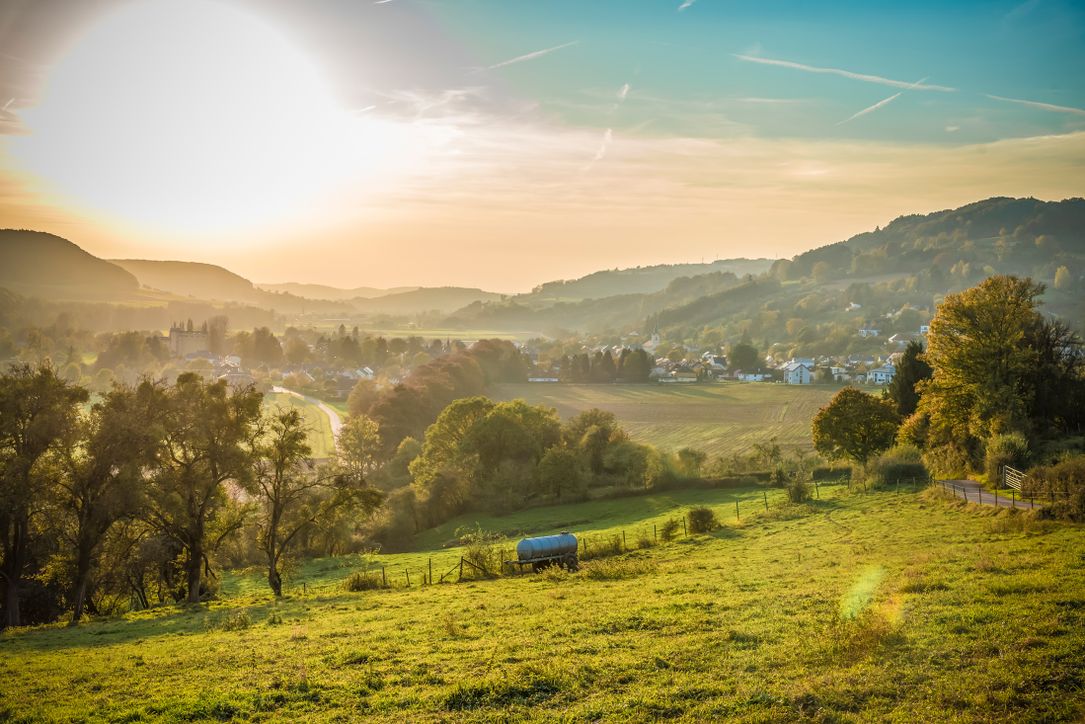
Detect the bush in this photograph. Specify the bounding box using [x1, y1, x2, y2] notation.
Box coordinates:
[984, 432, 1030, 484]
[786, 478, 811, 503]
[659, 519, 680, 542]
[457, 525, 504, 578]
[869, 445, 929, 487]
[686, 506, 718, 534]
[582, 534, 622, 561]
[345, 571, 384, 592]
[1026, 455, 1085, 521]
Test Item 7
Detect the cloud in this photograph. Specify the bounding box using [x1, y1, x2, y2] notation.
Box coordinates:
[837, 92, 902, 125]
[733, 54, 956, 92]
[987, 94, 1085, 116]
[678, 0, 696, 11]
[486, 41, 578, 71]
[618, 83, 631, 101]
[945, 125, 960, 133]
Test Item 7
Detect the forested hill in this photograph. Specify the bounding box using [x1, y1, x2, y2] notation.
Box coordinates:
[256, 282, 419, 300]
[0, 230, 139, 299]
[442, 196, 1085, 342]
[775, 197, 1085, 281]
[524, 258, 773, 302]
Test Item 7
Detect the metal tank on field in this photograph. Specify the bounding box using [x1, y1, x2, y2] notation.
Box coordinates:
[510, 532, 579, 573]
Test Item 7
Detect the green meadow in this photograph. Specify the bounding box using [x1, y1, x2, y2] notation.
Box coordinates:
[263, 392, 337, 460]
[492, 382, 839, 459]
[3, 483, 1083, 722]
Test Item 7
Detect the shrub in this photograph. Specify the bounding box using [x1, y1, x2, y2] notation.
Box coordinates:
[786, 478, 811, 503]
[869, 445, 929, 487]
[1026, 455, 1085, 521]
[659, 519, 680, 542]
[207, 609, 251, 632]
[687, 506, 718, 534]
[457, 525, 504, 578]
[345, 571, 384, 592]
[582, 534, 622, 561]
[984, 432, 1030, 484]
[635, 531, 654, 549]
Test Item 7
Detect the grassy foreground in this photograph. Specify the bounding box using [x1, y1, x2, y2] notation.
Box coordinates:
[2, 484, 1084, 722]
[492, 382, 838, 459]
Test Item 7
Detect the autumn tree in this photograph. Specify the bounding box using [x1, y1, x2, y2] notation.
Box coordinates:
[0, 364, 88, 627]
[144, 374, 262, 604]
[812, 388, 900, 467]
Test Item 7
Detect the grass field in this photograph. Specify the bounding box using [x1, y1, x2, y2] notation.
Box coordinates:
[492, 382, 838, 459]
[263, 391, 337, 459]
[3, 484, 1084, 722]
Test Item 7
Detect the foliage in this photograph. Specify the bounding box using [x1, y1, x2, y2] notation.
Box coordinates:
[812, 388, 900, 467]
[786, 478, 811, 503]
[984, 432, 1030, 485]
[659, 518, 680, 542]
[886, 340, 932, 416]
[1024, 455, 1085, 521]
[866, 445, 929, 488]
[686, 506, 718, 533]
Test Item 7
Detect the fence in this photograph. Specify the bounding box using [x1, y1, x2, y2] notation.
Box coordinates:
[938, 479, 1072, 509]
[1003, 465, 1027, 491]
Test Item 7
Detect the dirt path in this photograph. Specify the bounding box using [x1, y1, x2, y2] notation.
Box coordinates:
[939, 479, 1039, 510]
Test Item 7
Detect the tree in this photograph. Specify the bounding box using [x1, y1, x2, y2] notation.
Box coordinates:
[55, 381, 164, 623]
[920, 275, 1044, 440]
[728, 342, 759, 372]
[336, 414, 382, 481]
[253, 408, 381, 596]
[812, 388, 900, 467]
[537, 447, 585, 501]
[562, 409, 620, 475]
[676, 447, 707, 478]
[886, 340, 933, 416]
[0, 364, 88, 627]
[409, 397, 495, 514]
[347, 379, 380, 417]
[144, 374, 262, 604]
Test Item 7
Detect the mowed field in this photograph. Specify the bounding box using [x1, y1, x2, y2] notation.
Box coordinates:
[263, 391, 337, 459]
[2, 485, 1084, 722]
[492, 382, 838, 458]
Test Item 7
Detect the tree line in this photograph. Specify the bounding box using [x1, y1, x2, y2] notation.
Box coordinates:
[0, 366, 379, 628]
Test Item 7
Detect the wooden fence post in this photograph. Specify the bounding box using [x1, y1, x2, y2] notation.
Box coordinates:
[735, 499, 740, 521]
[405, 570, 411, 587]
[429, 558, 433, 585]
[622, 531, 627, 551]
[653, 523, 657, 542]
[763, 491, 768, 510]
[458, 557, 464, 581]
[382, 566, 387, 588]
[682, 518, 687, 537]
[303, 582, 307, 596]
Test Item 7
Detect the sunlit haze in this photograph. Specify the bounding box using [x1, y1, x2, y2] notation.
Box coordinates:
[1, 0, 1083, 290]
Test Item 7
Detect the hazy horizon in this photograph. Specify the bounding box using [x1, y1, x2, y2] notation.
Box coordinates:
[2, 0, 1084, 291]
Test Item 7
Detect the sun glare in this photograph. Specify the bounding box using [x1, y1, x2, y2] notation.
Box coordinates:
[10, 0, 414, 236]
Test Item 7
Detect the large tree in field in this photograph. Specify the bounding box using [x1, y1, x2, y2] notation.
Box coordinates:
[253, 407, 381, 596]
[0, 365, 88, 627]
[920, 275, 1056, 440]
[55, 381, 164, 624]
[145, 374, 262, 604]
[886, 340, 933, 416]
[812, 388, 900, 467]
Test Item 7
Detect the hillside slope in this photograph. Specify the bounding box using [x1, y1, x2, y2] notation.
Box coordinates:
[0, 229, 140, 300]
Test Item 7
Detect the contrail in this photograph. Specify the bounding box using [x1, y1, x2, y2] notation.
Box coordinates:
[487, 41, 578, 70]
[734, 53, 955, 92]
[987, 94, 1085, 116]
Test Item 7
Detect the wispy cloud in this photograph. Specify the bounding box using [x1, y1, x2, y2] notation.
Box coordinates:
[618, 83, 631, 101]
[733, 54, 956, 92]
[987, 94, 1085, 116]
[583, 128, 613, 172]
[487, 41, 578, 71]
[837, 92, 902, 125]
[678, 0, 696, 11]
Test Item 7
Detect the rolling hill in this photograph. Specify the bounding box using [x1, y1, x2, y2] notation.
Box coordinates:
[0, 229, 140, 300]
[256, 282, 419, 300]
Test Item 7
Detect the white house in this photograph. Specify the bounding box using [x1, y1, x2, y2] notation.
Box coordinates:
[782, 360, 812, 385]
[919, 324, 930, 335]
[857, 327, 881, 338]
[869, 364, 896, 385]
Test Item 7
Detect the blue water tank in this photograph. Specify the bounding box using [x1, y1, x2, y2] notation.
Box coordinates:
[516, 532, 578, 562]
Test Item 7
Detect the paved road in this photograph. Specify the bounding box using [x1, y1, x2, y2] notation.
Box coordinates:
[270, 386, 343, 439]
[939, 479, 1039, 510]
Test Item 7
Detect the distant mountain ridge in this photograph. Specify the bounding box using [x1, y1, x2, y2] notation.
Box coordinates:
[256, 282, 420, 300]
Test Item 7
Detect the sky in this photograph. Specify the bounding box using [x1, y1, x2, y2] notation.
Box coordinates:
[1, 0, 1084, 292]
